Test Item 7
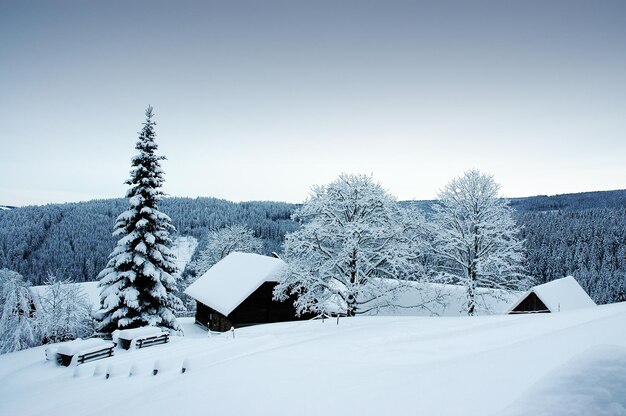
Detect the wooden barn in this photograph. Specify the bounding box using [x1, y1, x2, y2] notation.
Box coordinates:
[184, 252, 310, 332]
[508, 276, 596, 314]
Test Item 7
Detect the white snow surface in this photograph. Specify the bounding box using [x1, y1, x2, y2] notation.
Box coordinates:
[2, 303, 626, 415]
[56, 338, 113, 356]
[509, 276, 596, 313]
[116, 326, 165, 341]
[499, 345, 626, 416]
[184, 252, 285, 316]
[29, 281, 101, 312]
[171, 236, 198, 274]
[359, 280, 520, 316]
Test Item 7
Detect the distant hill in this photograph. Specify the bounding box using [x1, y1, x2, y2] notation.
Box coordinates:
[0, 189, 624, 303]
[403, 189, 626, 215]
[0, 197, 298, 285]
[509, 189, 626, 212]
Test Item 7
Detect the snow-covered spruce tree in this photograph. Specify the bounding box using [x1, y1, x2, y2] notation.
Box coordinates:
[430, 170, 529, 315]
[274, 174, 425, 317]
[38, 274, 94, 343]
[189, 225, 263, 278]
[0, 269, 39, 354]
[96, 106, 183, 333]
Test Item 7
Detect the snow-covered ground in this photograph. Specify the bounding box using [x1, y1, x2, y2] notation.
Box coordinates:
[359, 281, 520, 317]
[1, 303, 625, 416]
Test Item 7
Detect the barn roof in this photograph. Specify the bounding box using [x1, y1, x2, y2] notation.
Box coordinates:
[184, 252, 286, 316]
[508, 276, 596, 313]
[29, 281, 101, 312]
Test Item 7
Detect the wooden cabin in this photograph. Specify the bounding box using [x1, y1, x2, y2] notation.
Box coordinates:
[184, 252, 310, 331]
[508, 276, 596, 314]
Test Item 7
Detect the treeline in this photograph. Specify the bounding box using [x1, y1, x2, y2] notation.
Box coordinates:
[0, 190, 624, 303]
[0, 197, 297, 284]
[520, 208, 626, 303]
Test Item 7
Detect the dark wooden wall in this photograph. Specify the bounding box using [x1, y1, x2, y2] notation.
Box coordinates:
[195, 302, 235, 332]
[509, 292, 551, 314]
[194, 282, 311, 332]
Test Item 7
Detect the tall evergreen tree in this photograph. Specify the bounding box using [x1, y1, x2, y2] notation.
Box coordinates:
[96, 107, 183, 333]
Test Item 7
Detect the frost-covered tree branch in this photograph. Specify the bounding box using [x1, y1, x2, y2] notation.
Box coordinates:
[0, 269, 39, 354]
[188, 225, 263, 278]
[37, 273, 94, 343]
[274, 174, 428, 317]
[430, 170, 530, 315]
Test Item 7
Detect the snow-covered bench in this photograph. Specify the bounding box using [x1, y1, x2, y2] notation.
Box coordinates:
[55, 338, 115, 367]
[116, 326, 169, 350]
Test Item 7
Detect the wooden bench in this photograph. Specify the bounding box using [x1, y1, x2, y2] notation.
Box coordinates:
[55, 339, 115, 367]
[116, 326, 170, 350]
[135, 333, 169, 349]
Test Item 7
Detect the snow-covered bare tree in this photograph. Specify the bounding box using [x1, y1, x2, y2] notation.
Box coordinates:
[0, 269, 39, 354]
[274, 174, 426, 317]
[430, 170, 529, 315]
[37, 274, 94, 343]
[189, 225, 263, 277]
[96, 106, 183, 334]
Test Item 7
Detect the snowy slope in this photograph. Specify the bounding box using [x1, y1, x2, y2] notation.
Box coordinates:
[170, 236, 198, 275]
[1, 303, 625, 416]
[360, 281, 520, 317]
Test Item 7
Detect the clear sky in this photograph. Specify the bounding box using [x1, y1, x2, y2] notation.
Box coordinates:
[1, 0, 625, 206]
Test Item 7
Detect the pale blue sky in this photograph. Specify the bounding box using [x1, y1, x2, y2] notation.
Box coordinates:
[1, 0, 625, 206]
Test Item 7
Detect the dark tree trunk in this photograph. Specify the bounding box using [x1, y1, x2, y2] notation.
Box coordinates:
[346, 249, 358, 317]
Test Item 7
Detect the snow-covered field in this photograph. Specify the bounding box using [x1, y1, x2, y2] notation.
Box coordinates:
[1, 303, 625, 416]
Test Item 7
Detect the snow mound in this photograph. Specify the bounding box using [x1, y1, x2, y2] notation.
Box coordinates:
[501, 345, 626, 416]
[360, 280, 519, 316]
[57, 338, 113, 356]
[116, 326, 165, 341]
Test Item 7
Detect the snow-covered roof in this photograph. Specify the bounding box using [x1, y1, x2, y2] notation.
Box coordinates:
[29, 281, 101, 312]
[508, 276, 596, 313]
[184, 252, 286, 316]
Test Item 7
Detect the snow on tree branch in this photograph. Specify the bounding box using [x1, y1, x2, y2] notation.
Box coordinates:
[274, 173, 429, 317]
[429, 170, 530, 315]
[95, 107, 183, 333]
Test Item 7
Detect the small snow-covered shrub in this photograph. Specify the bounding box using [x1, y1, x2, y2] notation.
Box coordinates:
[0, 269, 39, 354]
[37, 274, 95, 343]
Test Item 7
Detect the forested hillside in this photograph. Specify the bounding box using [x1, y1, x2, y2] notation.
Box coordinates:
[0, 190, 624, 303]
[0, 198, 297, 285]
